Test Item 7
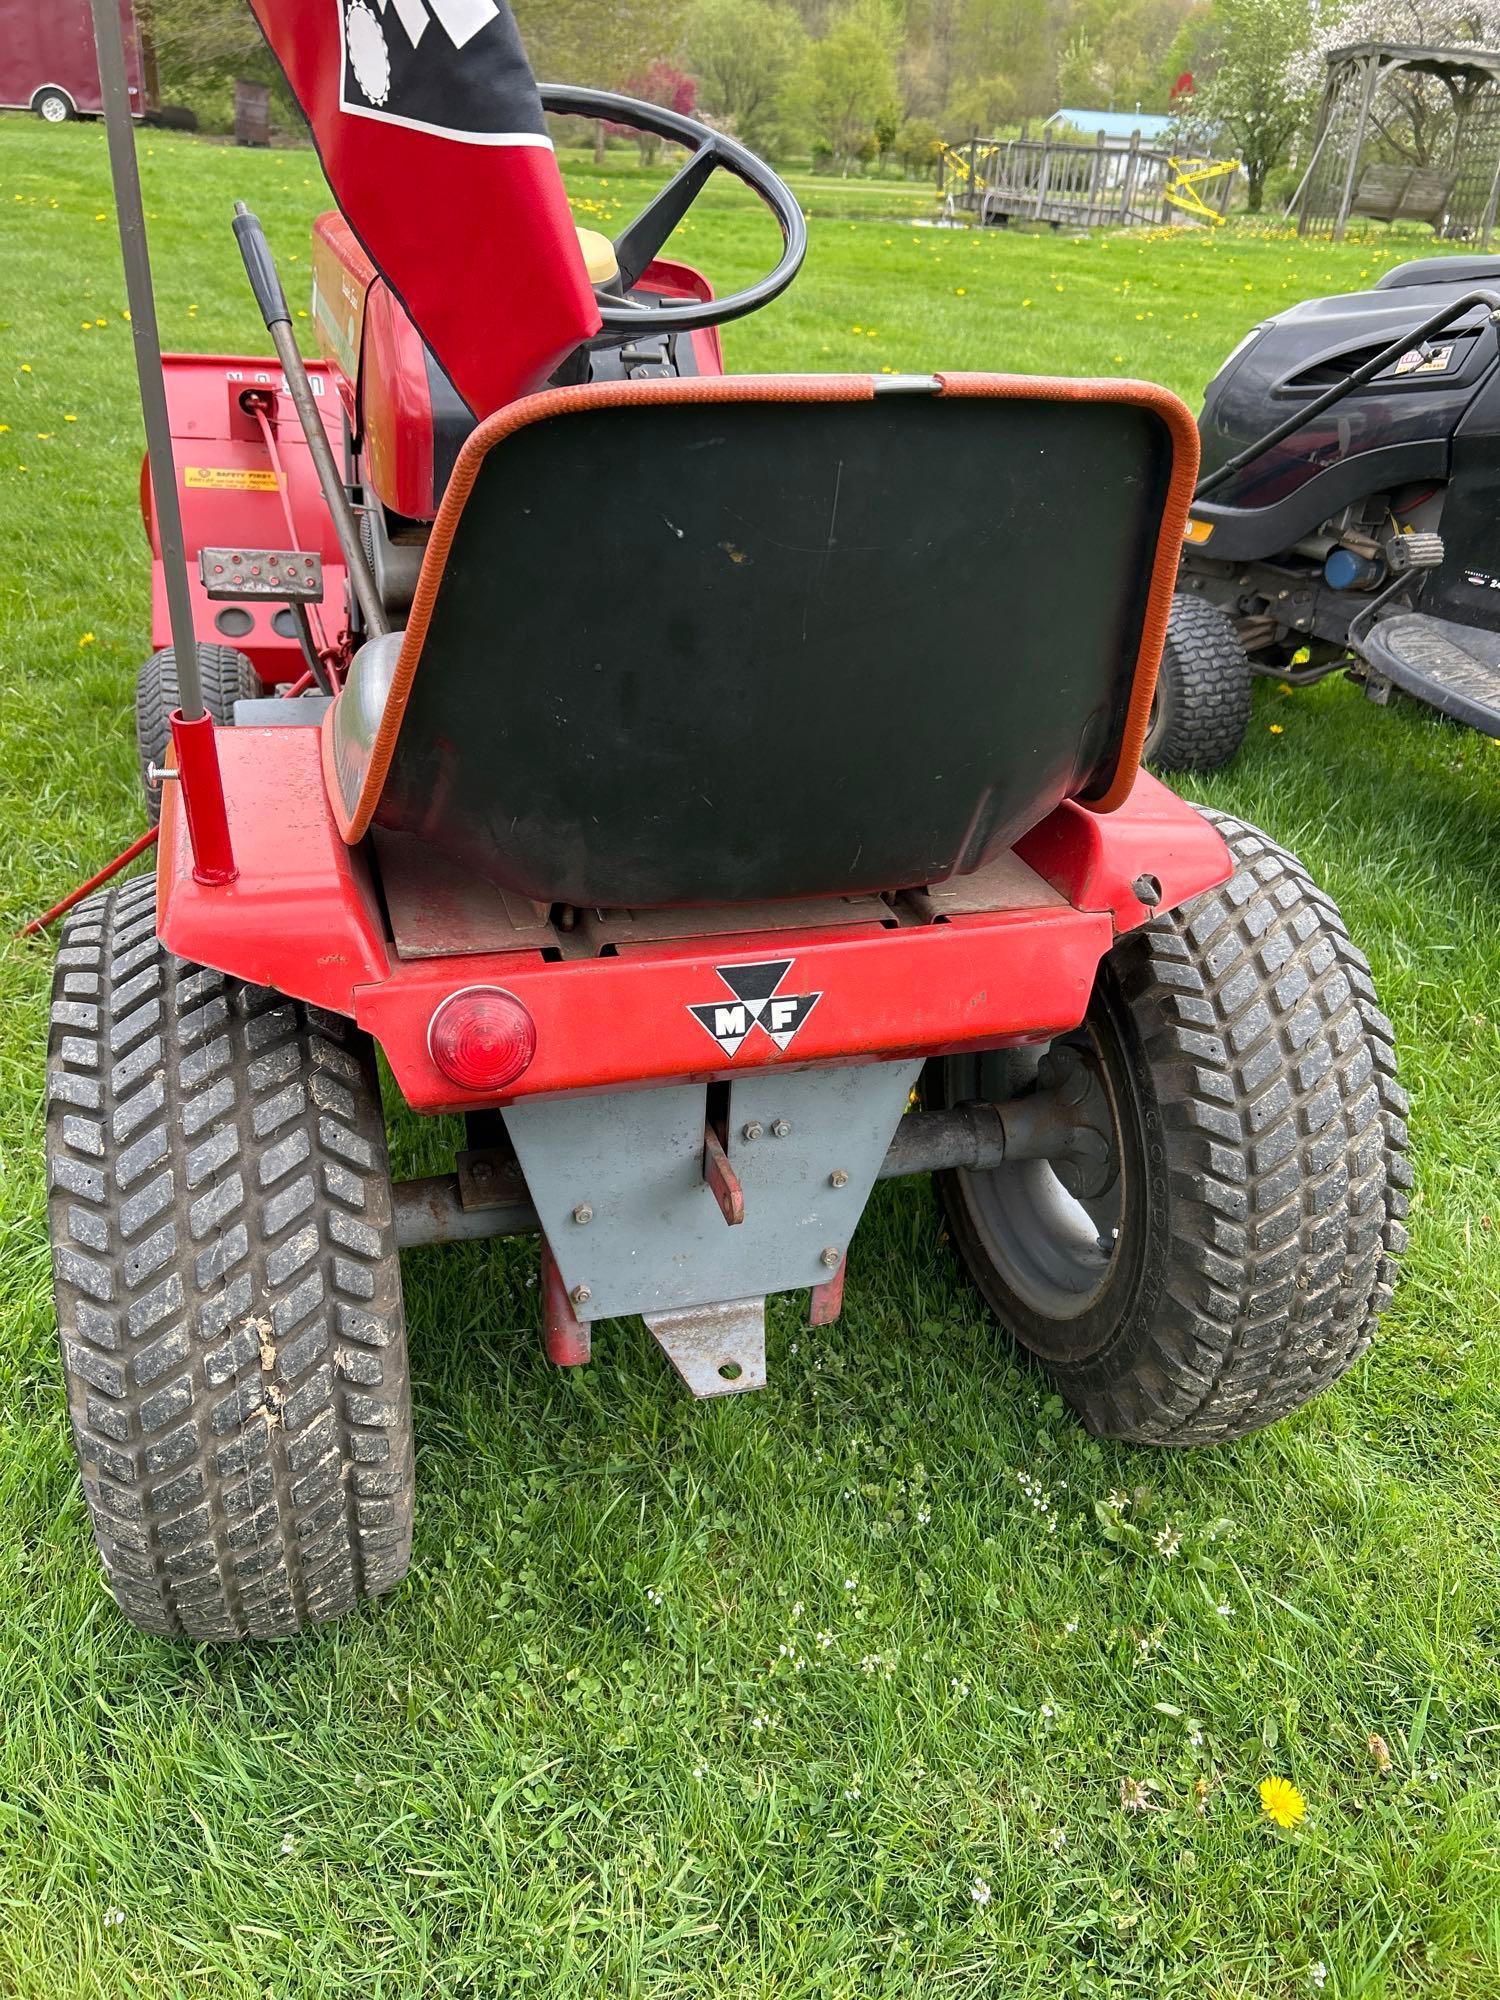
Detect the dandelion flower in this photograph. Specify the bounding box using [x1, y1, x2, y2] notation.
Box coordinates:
[970, 1877, 991, 1905]
[1269, 723, 1284, 735]
[1259, 1776, 1306, 1828]
[79, 632, 96, 647]
[955, 287, 967, 296]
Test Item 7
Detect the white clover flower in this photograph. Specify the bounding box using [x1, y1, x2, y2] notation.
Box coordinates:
[844, 1577, 858, 1592]
[692, 1765, 707, 1780]
[1309, 1965, 1327, 1990]
[1045, 1825, 1067, 1851]
[103, 1908, 126, 1928]
[1216, 1602, 1233, 1618]
[845, 1785, 861, 1800]
[970, 1877, 991, 1906]
[280, 1832, 296, 1856]
[1064, 1618, 1079, 1634]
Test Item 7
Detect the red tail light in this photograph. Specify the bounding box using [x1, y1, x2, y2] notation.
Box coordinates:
[427, 986, 536, 1093]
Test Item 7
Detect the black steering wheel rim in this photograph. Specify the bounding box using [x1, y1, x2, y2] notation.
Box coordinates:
[540, 84, 807, 337]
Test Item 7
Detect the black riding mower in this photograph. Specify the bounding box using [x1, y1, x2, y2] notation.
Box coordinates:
[1149, 254, 1500, 769]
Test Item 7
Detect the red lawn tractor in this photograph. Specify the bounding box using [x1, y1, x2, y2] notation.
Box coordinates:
[45, 84, 1411, 1641]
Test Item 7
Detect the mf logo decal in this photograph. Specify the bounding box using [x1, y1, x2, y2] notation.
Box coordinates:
[687, 961, 823, 1060]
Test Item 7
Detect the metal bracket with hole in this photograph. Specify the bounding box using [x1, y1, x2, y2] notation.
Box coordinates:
[643, 1297, 766, 1397]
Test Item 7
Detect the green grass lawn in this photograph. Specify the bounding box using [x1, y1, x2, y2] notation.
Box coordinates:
[2, 119, 1498, 1999]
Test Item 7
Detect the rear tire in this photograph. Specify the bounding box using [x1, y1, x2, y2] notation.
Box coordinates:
[938, 812, 1410, 1445]
[135, 644, 261, 824]
[46, 876, 414, 1639]
[1146, 596, 1253, 772]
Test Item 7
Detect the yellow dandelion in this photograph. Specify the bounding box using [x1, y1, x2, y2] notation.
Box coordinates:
[95, 212, 107, 221]
[955, 287, 967, 296]
[20, 363, 32, 373]
[96, 317, 107, 327]
[1022, 297, 1033, 308]
[1269, 723, 1285, 736]
[64, 413, 77, 423]
[1259, 1776, 1305, 1827]
[79, 632, 96, 648]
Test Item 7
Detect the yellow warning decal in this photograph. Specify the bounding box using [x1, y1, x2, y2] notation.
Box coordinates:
[184, 467, 279, 492]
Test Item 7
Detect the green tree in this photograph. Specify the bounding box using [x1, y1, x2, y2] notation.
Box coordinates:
[687, 0, 807, 145]
[806, 8, 902, 167]
[1193, 0, 1314, 208]
[945, 71, 1017, 134]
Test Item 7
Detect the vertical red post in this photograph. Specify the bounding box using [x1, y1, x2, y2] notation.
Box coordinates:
[540, 1240, 591, 1367]
[168, 710, 237, 886]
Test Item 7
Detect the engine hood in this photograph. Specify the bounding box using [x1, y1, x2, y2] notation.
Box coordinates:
[1198, 267, 1500, 512]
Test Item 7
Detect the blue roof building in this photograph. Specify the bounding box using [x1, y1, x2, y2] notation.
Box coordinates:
[1044, 108, 1176, 143]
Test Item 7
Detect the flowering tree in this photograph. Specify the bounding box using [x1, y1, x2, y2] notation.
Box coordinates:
[1285, 2, 1500, 164]
[605, 61, 700, 163]
[1192, 0, 1319, 211]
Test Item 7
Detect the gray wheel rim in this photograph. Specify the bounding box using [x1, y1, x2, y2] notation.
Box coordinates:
[41, 95, 68, 121]
[955, 1033, 1125, 1322]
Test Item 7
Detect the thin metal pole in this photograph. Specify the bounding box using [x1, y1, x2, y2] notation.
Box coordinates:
[231, 203, 389, 637]
[87, 0, 204, 720]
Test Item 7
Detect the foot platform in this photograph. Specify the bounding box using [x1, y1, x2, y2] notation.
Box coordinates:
[1362, 613, 1500, 733]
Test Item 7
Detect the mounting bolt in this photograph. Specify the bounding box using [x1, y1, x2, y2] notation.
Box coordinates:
[572, 1203, 593, 1226]
[829, 1169, 849, 1189]
[571, 1284, 592, 1307]
[471, 1160, 493, 1185]
[771, 1119, 792, 1138]
[820, 1246, 841, 1269]
[1131, 873, 1162, 908]
[741, 1121, 763, 1142]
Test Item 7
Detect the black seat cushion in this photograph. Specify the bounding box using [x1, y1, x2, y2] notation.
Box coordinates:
[331, 376, 1193, 907]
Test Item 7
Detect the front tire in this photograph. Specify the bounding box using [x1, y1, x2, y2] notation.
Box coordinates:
[938, 812, 1410, 1445]
[1146, 595, 1253, 772]
[46, 876, 414, 1638]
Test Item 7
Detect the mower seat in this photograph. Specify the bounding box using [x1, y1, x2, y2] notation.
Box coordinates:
[325, 374, 1196, 908]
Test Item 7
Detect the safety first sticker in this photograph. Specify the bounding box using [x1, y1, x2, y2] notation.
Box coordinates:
[183, 467, 280, 492]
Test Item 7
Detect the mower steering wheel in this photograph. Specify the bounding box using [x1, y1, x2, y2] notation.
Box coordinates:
[540, 85, 807, 337]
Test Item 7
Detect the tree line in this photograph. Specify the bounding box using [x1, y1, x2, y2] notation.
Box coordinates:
[139, 0, 1500, 205]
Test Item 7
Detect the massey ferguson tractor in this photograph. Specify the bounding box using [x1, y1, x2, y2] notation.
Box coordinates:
[39, 2, 1410, 1640]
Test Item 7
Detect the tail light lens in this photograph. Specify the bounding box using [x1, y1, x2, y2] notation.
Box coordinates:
[428, 987, 536, 1093]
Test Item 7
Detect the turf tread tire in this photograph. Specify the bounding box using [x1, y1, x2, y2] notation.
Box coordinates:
[943, 812, 1410, 1446]
[1147, 596, 1254, 773]
[135, 644, 260, 825]
[46, 875, 414, 1639]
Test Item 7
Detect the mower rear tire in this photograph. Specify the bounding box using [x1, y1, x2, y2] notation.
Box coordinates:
[937, 811, 1410, 1446]
[45, 874, 414, 1639]
[1146, 596, 1253, 772]
[135, 644, 261, 824]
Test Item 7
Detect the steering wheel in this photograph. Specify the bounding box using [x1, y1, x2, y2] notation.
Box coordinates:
[539, 85, 808, 337]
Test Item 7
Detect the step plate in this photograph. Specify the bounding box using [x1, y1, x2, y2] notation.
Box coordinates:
[1364, 613, 1500, 733]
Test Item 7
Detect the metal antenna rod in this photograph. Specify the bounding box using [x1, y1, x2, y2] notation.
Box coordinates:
[87, 0, 205, 720]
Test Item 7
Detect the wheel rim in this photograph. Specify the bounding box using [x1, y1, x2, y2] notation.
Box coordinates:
[944, 1000, 1144, 1360]
[41, 95, 68, 122]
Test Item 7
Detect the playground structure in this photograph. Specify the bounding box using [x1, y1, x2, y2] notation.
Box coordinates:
[941, 131, 1237, 230]
[1291, 41, 1500, 243]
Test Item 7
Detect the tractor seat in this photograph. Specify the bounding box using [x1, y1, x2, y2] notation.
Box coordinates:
[324, 373, 1197, 908]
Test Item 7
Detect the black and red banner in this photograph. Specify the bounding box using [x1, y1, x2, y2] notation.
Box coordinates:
[248, 0, 600, 416]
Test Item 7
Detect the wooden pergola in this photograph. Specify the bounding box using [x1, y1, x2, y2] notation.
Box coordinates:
[1291, 41, 1500, 244]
